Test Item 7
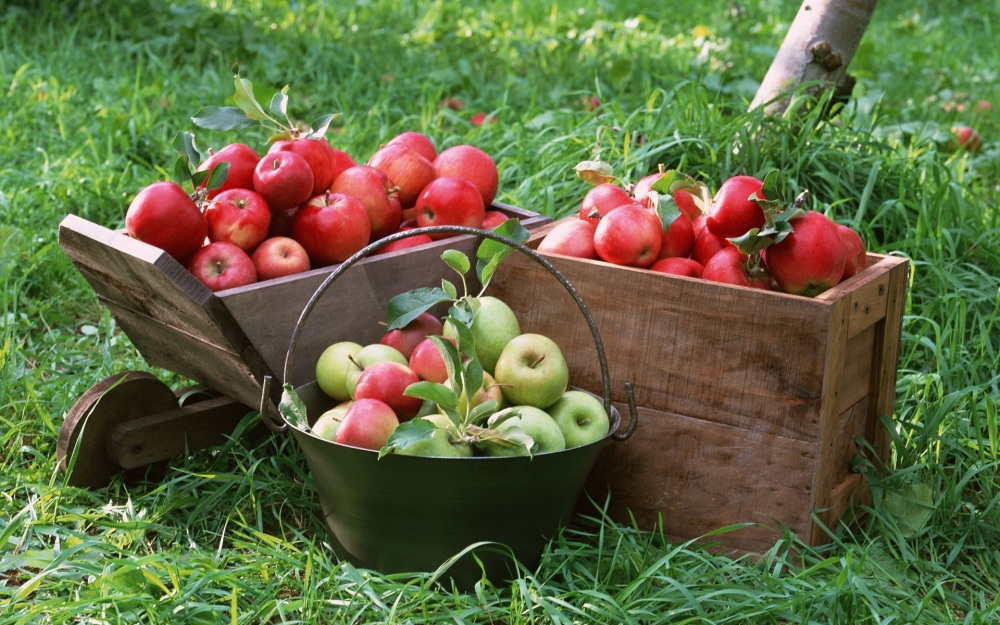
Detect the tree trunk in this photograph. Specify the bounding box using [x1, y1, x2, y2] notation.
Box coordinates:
[750, 0, 878, 115]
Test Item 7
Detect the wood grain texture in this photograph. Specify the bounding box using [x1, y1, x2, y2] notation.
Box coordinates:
[869, 257, 909, 464]
[839, 323, 874, 414]
[816, 254, 895, 339]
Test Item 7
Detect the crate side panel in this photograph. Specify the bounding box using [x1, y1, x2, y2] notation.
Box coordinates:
[840, 324, 875, 414]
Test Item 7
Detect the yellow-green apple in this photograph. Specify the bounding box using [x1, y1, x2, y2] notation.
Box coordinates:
[433, 145, 499, 207]
[353, 361, 422, 421]
[537, 219, 598, 259]
[706, 175, 765, 240]
[250, 236, 311, 281]
[187, 241, 257, 292]
[691, 225, 732, 267]
[378, 311, 443, 360]
[649, 257, 704, 278]
[126, 181, 207, 261]
[547, 390, 609, 448]
[593, 204, 662, 268]
[253, 151, 314, 211]
[494, 333, 569, 410]
[368, 143, 436, 209]
[196, 143, 260, 199]
[478, 406, 566, 456]
[408, 337, 449, 383]
[335, 398, 400, 450]
[345, 344, 409, 398]
[763, 211, 846, 296]
[702, 246, 770, 290]
[482, 210, 508, 229]
[292, 192, 371, 266]
[651, 211, 694, 259]
[312, 400, 353, 442]
[387, 131, 437, 163]
[444, 296, 519, 375]
[204, 188, 271, 252]
[579, 183, 634, 226]
[268, 138, 333, 197]
[330, 165, 401, 240]
[315, 341, 363, 401]
[837, 224, 867, 280]
[415, 176, 486, 239]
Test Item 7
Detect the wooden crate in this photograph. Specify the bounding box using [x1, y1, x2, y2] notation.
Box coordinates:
[487, 220, 908, 553]
[58, 203, 550, 412]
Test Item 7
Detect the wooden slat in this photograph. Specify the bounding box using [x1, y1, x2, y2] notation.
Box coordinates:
[832, 396, 870, 487]
[816, 254, 894, 339]
[584, 404, 817, 555]
[839, 324, 875, 414]
[869, 257, 910, 464]
[827, 473, 867, 528]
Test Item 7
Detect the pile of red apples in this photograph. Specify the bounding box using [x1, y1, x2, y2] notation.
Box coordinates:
[124, 132, 505, 291]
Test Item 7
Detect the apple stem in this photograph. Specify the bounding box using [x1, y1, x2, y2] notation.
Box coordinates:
[348, 355, 364, 371]
[793, 190, 810, 210]
[529, 354, 546, 369]
[587, 208, 602, 220]
[377, 321, 387, 327]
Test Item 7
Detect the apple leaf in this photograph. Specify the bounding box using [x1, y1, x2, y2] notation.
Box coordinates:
[727, 227, 775, 256]
[278, 383, 310, 432]
[385, 286, 452, 331]
[172, 131, 202, 167]
[441, 249, 470, 276]
[440, 405, 463, 429]
[486, 407, 519, 429]
[770, 208, 803, 244]
[173, 156, 192, 188]
[205, 161, 230, 191]
[191, 106, 258, 131]
[444, 314, 477, 362]
[649, 169, 682, 195]
[476, 218, 530, 288]
[269, 86, 289, 117]
[308, 114, 340, 139]
[573, 160, 615, 186]
[467, 399, 499, 426]
[441, 279, 457, 299]
[654, 193, 682, 233]
[403, 381, 458, 410]
[460, 357, 484, 421]
[448, 300, 475, 327]
[761, 169, 786, 204]
[883, 482, 935, 538]
[378, 418, 438, 459]
[430, 335, 464, 401]
[477, 423, 535, 457]
[190, 169, 211, 190]
[233, 73, 271, 122]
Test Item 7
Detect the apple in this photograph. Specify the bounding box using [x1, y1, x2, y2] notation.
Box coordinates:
[547, 390, 610, 448]
[593, 204, 662, 268]
[579, 183, 634, 226]
[470, 113, 497, 126]
[951, 125, 981, 152]
[578, 96, 601, 111]
[973, 100, 994, 114]
[315, 341, 364, 401]
[253, 151, 314, 211]
[312, 400, 353, 442]
[379, 311, 444, 360]
[292, 192, 371, 267]
[494, 333, 569, 410]
[537, 219, 598, 260]
[414, 176, 486, 238]
[702, 246, 770, 290]
[353, 361, 423, 422]
[446, 370, 505, 417]
[126, 181, 207, 261]
[433, 145, 499, 208]
[649, 257, 704, 278]
[196, 143, 260, 199]
[345, 344, 409, 398]
[251, 236, 311, 281]
[204, 188, 271, 252]
[706, 175, 766, 240]
[653, 211, 695, 259]
[368, 143, 436, 209]
[187, 241, 257, 292]
[330, 165, 402, 240]
[387, 131, 437, 163]
[335, 398, 400, 451]
[444, 296, 519, 375]
[691, 226, 732, 267]
[631, 172, 662, 208]
[837, 224, 867, 280]
[268, 138, 334, 197]
[481, 210, 509, 230]
[267, 206, 298, 239]
[691, 213, 708, 238]
[395, 425, 472, 457]
[477, 406, 566, 456]
[763, 211, 846, 296]
[673, 189, 702, 222]
[441, 97, 466, 111]
[409, 337, 449, 383]
[327, 145, 357, 181]
[373, 231, 434, 255]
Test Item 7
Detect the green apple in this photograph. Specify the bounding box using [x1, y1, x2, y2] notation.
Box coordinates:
[477, 406, 566, 456]
[312, 400, 353, 442]
[345, 344, 408, 399]
[395, 425, 473, 457]
[315, 341, 363, 401]
[445, 296, 519, 375]
[413, 399, 440, 419]
[493, 333, 569, 410]
[547, 390, 610, 448]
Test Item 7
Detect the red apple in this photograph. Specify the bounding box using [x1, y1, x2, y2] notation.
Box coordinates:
[652, 211, 695, 259]
[973, 100, 994, 114]
[690, 226, 732, 267]
[593, 204, 662, 268]
[292, 192, 371, 266]
[579, 184, 635, 226]
[706, 175, 766, 240]
[387, 131, 437, 163]
[374, 231, 434, 255]
[441, 97, 466, 111]
[674, 189, 702, 222]
[649, 257, 704, 278]
[267, 206, 298, 239]
[126, 181, 207, 261]
[577, 96, 600, 111]
[251, 236, 311, 281]
[379, 312, 443, 360]
[470, 113, 497, 126]
[482, 210, 508, 229]
[763, 211, 846, 296]
[368, 143, 436, 209]
[433, 145, 499, 208]
[253, 151, 314, 211]
[327, 145, 357, 181]
[691, 213, 708, 239]
[702, 247, 770, 290]
[537, 219, 598, 260]
[196, 143, 260, 199]
[268, 138, 334, 197]
[187, 241, 257, 291]
[631, 172, 662, 208]
[837, 224, 867, 280]
[414, 176, 486, 239]
[335, 398, 400, 450]
[398, 218, 418, 229]
[330, 165, 402, 240]
[409, 338, 449, 383]
[204, 188, 271, 252]
[353, 361, 423, 422]
[951, 125, 981, 152]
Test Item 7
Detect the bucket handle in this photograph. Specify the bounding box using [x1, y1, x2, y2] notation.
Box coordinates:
[259, 224, 638, 441]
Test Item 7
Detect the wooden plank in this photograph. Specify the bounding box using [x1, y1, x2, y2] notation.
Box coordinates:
[584, 404, 818, 555]
[816, 254, 894, 339]
[832, 396, 870, 488]
[839, 324, 874, 414]
[869, 257, 909, 464]
[827, 473, 867, 529]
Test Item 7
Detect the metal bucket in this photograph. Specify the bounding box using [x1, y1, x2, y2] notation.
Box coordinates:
[260, 225, 638, 588]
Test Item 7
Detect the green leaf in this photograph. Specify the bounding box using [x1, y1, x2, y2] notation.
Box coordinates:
[475, 422, 535, 457]
[379, 419, 437, 458]
[770, 208, 803, 244]
[430, 335, 464, 401]
[649, 170, 682, 195]
[269, 86, 289, 117]
[205, 161, 230, 191]
[442, 249, 470, 276]
[883, 482, 935, 538]
[172, 131, 202, 166]
[441, 279, 458, 299]
[461, 357, 483, 420]
[444, 313, 477, 362]
[386, 287, 452, 331]
[654, 193, 682, 233]
[761, 169, 785, 203]
[233, 74, 270, 121]
[486, 407, 519, 428]
[173, 156, 192, 187]
[467, 399, 499, 426]
[190, 169, 211, 189]
[573, 160, 614, 185]
[279, 383, 310, 431]
[191, 106, 257, 131]
[448, 300, 474, 327]
[727, 227, 775, 256]
[440, 405, 463, 428]
[308, 113, 340, 139]
[266, 130, 294, 145]
[476, 218, 530, 288]
[404, 381, 458, 410]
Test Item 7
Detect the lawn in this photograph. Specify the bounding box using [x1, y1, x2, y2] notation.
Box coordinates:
[2, 0, 999, 622]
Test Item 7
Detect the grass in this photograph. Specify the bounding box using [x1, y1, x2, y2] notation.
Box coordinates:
[2, 0, 1000, 621]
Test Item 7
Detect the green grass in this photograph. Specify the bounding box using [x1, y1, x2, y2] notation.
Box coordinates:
[2, 0, 1000, 622]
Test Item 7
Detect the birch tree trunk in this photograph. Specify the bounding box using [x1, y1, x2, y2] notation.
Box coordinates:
[750, 0, 878, 115]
